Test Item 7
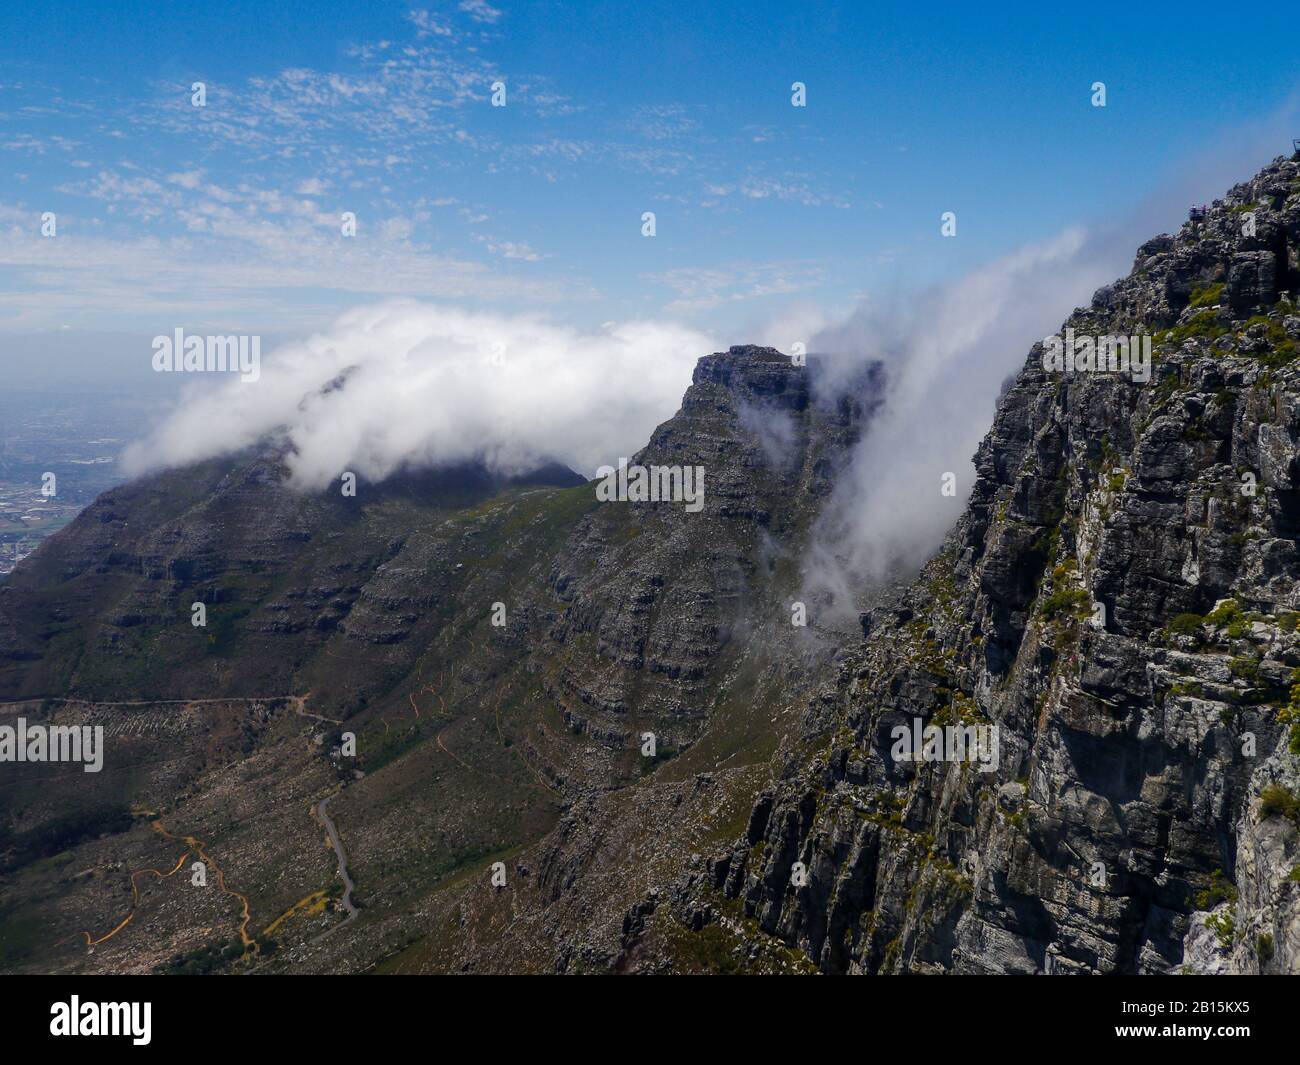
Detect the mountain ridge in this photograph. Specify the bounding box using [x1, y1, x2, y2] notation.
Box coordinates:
[6, 155, 1300, 974]
[629, 152, 1300, 974]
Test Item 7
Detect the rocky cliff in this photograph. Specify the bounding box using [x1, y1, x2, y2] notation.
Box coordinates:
[637, 154, 1300, 974]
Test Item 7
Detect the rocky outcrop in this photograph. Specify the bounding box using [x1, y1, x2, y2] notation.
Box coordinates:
[530, 347, 879, 776]
[656, 154, 1300, 974]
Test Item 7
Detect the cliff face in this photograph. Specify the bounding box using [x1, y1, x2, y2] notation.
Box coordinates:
[652, 156, 1300, 974]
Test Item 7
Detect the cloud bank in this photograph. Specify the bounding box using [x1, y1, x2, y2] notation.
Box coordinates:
[801, 225, 1126, 614]
[122, 301, 712, 489]
[123, 109, 1300, 616]
[799, 111, 1300, 617]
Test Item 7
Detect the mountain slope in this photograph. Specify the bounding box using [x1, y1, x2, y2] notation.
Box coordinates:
[0, 346, 878, 974]
[629, 153, 1300, 974]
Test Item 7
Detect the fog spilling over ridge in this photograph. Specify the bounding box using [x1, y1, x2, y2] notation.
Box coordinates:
[801, 225, 1128, 612]
[124, 112, 1286, 611]
[122, 302, 714, 489]
[120, 232, 1139, 611]
[796, 113, 1300, 612]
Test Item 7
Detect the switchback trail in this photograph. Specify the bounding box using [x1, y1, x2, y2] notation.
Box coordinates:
[79, 850, 189, 948]
[77, 817, 253, 954]
[151, 819, 256, 951]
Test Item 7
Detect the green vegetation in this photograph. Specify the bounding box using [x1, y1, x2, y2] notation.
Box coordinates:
[1201, 600, 1250, 639]
[1051, 558, 1078, 582]
[658, 890, 818, 974]
[1206, 599, 1241, 627]
[155, 937, 247, 975]
[1188, 282, 1225, 309]
[1151, 300, 1299, 369]
[0, 900, 43, 968]
[0, 803, 134, 867]
[1257, 933, 1274, 963]
[1258, 784, 1300, 824]
[1041, 587, 1091, 622]
[1205, 908, 1236, 949]
[1276, 669, 1300, 755]
[1155, 309, 1229, 349]
[1195, 869, 1238, 910]
[1229, 655, 1262, 688]
[203, 603, 253, 657]
[1242, 313, 1300, 369]
[1166, 613, 1205, 640]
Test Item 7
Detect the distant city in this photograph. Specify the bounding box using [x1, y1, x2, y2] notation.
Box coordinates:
[0, 392, 151, 578]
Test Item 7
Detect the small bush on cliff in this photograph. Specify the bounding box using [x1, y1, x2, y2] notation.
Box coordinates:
[1205, 909, 1236, 948]
[1206, 599, 1242, 626]
[1258, 784, 1300, 824]
[1167, 613, 1205, 640]
[1207, 599, 1249, 639]
[1194, 869, 1237, 910]
[1276, 669, 1300, 756]
[1041, 587, 1090, 621]
[1230, 655, 1262, 687]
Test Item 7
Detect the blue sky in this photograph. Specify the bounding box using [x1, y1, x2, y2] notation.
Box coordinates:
[2, 0, 1299, 387]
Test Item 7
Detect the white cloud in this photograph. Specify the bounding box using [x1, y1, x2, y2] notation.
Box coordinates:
[802, 226, 1126, 614]
[473, 235, 543, 260]
[459, 0, 503, 23]
[0, 180, 596, 330]
[122, 301, 713, 488]
[408, 9, 455, 38]
[646, 261, 826, 314]
[167, 170, 204, 189]
[795, 104, 1300, 615]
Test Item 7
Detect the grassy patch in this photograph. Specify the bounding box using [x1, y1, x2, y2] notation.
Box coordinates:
[1188, 282, 1225, 309]
[1166, 613, 1205, 640]
[1040, 587, 1091, 621]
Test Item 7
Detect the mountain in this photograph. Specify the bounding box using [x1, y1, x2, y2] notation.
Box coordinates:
[4, 154, 1300, 975]
[0, 345, 880, 973]
[635, 153, 1300, 974]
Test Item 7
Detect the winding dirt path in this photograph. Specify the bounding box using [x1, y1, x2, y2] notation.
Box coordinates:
[79, 850, 189, 948]
[78, 818, 253, 954]
[151, 820, 255, 951]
